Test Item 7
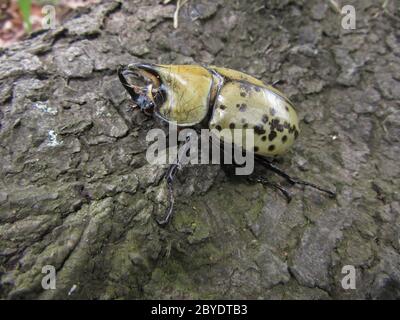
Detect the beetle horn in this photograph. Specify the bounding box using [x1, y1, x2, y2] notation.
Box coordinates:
[118, 63, 163, 111]
[118, 64, 141, 101]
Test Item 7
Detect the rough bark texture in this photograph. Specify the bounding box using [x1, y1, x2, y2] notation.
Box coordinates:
[1, 0, 400, 299]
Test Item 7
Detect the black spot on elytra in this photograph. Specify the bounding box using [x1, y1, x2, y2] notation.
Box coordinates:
[270, 119, 283, 132]
[283, 121, 290, 129]
[239, 83, 252, 94]
[229, 123, 235, 129]
[243, 123, 248, 129]
[282, 135, 288, 143]
[268, 130, 277, 141]
[254, 124, 266, 135]
[236, 104, 240, 108]
[240, 92, 246, 97]
[261, 114, 269, 124]
[215, 125, 222, 131]
[220, 104, 227, 110]
[268, 145, 275, 151]
[261, 135, 267, 141]
[239, 103, 247, 112]
[270, 119, 279, 127]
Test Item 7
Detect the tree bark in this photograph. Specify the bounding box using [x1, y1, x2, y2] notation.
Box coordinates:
[1, 0, 400, 299]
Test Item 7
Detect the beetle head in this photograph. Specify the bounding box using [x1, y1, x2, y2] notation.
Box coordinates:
[119, 63, 214, 126]
[118, 63, 164, 115]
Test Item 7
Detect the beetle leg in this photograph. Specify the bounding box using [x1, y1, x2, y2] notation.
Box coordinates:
[157, 162, 180, 226]
[256, 157, 336, 198]
[157, 133, 195, 226]
[248, 176, 292, 202]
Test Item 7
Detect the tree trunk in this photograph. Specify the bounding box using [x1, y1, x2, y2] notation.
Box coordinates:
[1, 0, 400, 299]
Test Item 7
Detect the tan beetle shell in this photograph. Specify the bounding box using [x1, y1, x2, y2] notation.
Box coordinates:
[142, 64, 300, 157]
[208, 66, 299, 157]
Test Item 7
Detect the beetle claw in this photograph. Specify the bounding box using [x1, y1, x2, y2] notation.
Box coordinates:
[288, 178, 336, 198]
[156, 213, 171, 226]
